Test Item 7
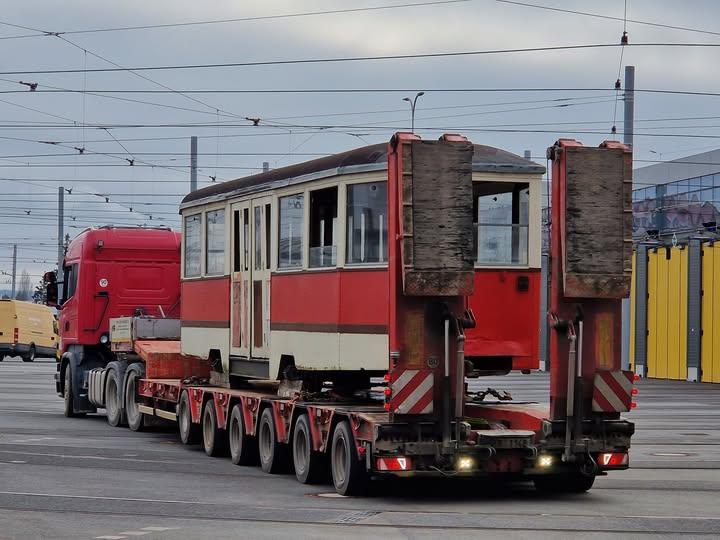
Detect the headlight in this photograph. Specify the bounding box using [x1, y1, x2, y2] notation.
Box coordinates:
[456, 456, 474, 471]
[99, 333, 109, 345]
[538, 455, 554, 468]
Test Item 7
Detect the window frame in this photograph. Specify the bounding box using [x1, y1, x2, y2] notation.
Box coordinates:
[205, 208, 226, 276]
[277, 192, 306, 271]
[183, 213, 202, 278]
[344, 180, 388, 267]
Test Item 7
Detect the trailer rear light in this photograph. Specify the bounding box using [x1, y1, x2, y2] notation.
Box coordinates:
[456, 456, 474, 471]
[632, 388, 639, 395]
[538, 455, 554, 468]
[13, 327, 18, 343]
[598, 452, 629, 468]
[376, 456, 412, 471]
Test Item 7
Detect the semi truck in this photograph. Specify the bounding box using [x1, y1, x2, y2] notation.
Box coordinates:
[48, 133, 636, 495]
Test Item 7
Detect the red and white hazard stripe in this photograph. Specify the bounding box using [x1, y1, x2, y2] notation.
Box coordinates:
[592, 370, 634, 412]
[389, 369, 434, 415]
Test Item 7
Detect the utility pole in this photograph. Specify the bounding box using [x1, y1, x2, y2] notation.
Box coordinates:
[623, 66, 635, 148]
[57, 186, 64, 301]
[11, 244, 16, 299]
[621, 65, 635, 371]
[190, 136, 198, 192]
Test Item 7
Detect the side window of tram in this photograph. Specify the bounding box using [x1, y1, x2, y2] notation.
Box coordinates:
[254, 207, 263, 271]
[184, 214, 201, 277]
[473, 182, 530, 265]
[309, 187, 338, 268]
[206, 209, 225, 275]
[278, 194, 304, 269]
[346, 182, 387, 264]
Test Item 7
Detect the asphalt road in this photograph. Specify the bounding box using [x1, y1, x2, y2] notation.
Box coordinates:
[1, 358, 720, 539]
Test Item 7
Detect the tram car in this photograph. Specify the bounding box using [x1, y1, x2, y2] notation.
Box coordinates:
[179, 137, 544, 388]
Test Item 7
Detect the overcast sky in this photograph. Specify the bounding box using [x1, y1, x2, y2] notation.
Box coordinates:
[1, 0, 719, 285]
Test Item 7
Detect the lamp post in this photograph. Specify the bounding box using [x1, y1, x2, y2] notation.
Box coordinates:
[402, 91, 424, 133]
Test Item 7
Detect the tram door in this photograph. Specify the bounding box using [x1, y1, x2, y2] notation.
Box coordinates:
[230, 201, 251, 359]
[249, 197, 272, 359]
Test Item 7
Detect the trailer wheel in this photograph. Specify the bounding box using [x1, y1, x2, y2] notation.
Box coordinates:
[202, 399, 229, 457]
[293, 414, 326, 484]
[22, 344, 36, 362]
[177, 391, 200, 445]
[331, 420, 368, 496]
[533, 472, 595, 494]
[258, 407, 289, 474]
[229, 403, 257, 465]
[125, 364, 145, 432]
[105, 363, 126, 427]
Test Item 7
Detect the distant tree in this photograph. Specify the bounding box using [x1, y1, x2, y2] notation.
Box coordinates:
[16, 270, 32, 301]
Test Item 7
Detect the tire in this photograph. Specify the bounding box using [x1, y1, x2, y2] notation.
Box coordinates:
[229, 403, 258, 465]
[331, 420, 368, 496]
[125, 364, 146, 432]
[105, 364, 126, 427]
[22, 345, 36, 362]
[293, 414, 326, 484]
[177, 390, 200, 445]
[202, 399, 229, 457]
[258, 407, 289, 474]
[533, 472, 596, 494]
[63, 363, 76, 418]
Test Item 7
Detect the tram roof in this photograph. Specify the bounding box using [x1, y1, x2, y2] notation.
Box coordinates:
[181, 141, 545, 209]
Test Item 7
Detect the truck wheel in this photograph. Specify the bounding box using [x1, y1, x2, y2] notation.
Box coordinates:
[229, 403, 257, 465]
[63, 364, 78, 418]
[533, 472, 596, 494]
[258, 407, 289, 474]
[177, 391, 200, 445]
[105, 363, 126, 427]
[293, 413, 326, 484]
[331, 420, 368, 496]
[125, 364, 145, 432]
[22, 345, 36, 362]
[202, 399, 228, 457]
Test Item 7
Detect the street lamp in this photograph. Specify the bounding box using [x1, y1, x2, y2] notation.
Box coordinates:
[402, 91, 425, 133]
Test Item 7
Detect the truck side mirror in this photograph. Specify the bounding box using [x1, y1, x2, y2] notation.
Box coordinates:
[46, 282, 58, 307]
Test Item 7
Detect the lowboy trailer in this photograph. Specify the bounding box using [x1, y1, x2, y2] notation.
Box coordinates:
[71, 133, 635, 495]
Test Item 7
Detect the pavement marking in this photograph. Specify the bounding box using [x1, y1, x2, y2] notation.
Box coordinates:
[118, 532, 150, 536]
[0, 450, 184, 465]
[10, 437, 56, 444]
[8, 461, 26, 464]
[0, 490, 218, 506]
[140, 527, 179, 532]
[95, 536, 126, 540]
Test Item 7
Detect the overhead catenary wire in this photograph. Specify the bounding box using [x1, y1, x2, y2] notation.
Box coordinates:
[2, 42, 720, 76]
[0, 0, 472, 39]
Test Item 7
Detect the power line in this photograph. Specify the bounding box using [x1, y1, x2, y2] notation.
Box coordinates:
[495, 0, 720, 38]
[2, 87, 719, 98]
[0, 1, 471, 39]
[2, 42, 720, 75]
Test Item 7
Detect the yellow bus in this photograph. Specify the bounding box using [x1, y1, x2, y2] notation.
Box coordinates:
[0, 299, 58, 362]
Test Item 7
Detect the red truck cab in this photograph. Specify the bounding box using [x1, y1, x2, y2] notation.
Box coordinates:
[51, 226, 181, 415]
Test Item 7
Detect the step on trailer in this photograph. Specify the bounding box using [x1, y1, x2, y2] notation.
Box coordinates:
[70, 133, 635, 495]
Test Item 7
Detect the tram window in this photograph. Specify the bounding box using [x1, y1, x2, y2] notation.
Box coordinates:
[184, 214, 201, 277]
[233, 210, 240, 272]
[254, 206, 263, 271]
[473, 182, 529, 265]
[206, 209, 225, 275]
[265, 203, 271, 270]
[243, 208, 249, 271]
[309, 187, 338, 268]
[346, 182, 387, 265]
[278, 194, 304, 269]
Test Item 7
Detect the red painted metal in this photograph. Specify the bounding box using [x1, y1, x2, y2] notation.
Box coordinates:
[181, 277, 231, 327]
[270, 269, 388, 333]
[136, 340, 211, 379]
[548, 139, 631, 420]
[465, 269, 541, 370]
[59, 227, 180, 353]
